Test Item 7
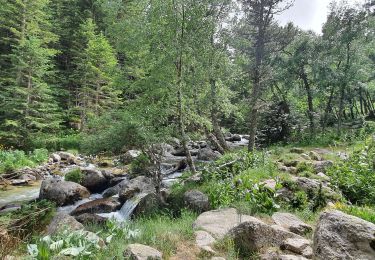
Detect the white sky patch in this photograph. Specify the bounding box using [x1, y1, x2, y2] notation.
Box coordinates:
[275, 0, 368, 34]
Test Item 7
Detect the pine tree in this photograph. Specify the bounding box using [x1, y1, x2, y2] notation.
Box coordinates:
[72, 18, 119, 128]
[0, 0, 61, 148]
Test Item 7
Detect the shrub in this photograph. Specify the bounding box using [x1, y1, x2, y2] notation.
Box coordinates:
[0, 149, 48, 174]
[327, 143, 375, 205]
[80, 111, 166, 155]
[130, 153, 151, 176]
[0, 200, 55, 258]
[64, 168, 83, 183]
[30, 132, 81, 151]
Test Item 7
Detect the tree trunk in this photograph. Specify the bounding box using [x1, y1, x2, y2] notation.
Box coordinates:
[337, 85, 345, 136]
[300, 71, 315, 137]
[210, 79, 229, 152]
[176, 4, 196, 174]
[323, 87, 334, 131]
[248, 18, 265, 152]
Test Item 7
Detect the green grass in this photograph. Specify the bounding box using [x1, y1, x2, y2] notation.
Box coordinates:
[0, 149, 49, 174]
[91, 210, 197, 259]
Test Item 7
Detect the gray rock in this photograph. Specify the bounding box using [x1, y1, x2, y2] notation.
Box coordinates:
[309, 151, 322, 161]
[47, 212, 84, 235]
[71, 198, 121, 216]
[313, 210, 375, 260]
[312, 160, 333, 173]
[183, 190, 210, 213]
[272, 212, 312, 235]
[119, 176, 156, 203]
[120, 150, 142, 164]
[39, 179, 90, 206]
[281, 238, 312, 256]
[57, 152, 76, 163]
[197, 147, 221, 161]
[81, 168, 108, 193]
[193, 208, 262, 239]
[75, 213, 107, 225]
[50, 153, 61, 162]
[195, 230, 216, 254]
[228, 219, 303, 253]
[123, 243, 162, 260]
[132, 192, 160, 218]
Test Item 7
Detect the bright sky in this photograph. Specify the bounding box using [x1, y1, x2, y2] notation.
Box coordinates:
[275, 0, 368, 34]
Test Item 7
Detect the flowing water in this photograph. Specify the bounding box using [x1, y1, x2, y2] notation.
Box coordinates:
[97, 193, 148, 222]
[0, 181, 41, 208]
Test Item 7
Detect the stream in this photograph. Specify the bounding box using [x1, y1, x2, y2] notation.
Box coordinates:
[0, 136, 249, 217]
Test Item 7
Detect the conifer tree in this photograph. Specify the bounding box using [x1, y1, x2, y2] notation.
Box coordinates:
[0, 0, 60, 148]
[72, 18, 119, 128]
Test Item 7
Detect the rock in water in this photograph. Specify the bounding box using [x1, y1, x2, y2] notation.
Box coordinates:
[81, 168, 108, 193]
[123, 243, 162, 260]
[70, 198, 121, 216]
[119, 176, 156, 203]
[272, 212, 312, 235]
[39, 179, 90, 206]
[313, 210, 375, 259]
[183, 190, 210, 213]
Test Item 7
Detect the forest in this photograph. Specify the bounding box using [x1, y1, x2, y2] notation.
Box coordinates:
[1, 0, 375, 259]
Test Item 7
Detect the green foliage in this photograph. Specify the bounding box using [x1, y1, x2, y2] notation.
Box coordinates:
[290, 191, 309, 209]
[92, 210, 197, 259]
[64, 168, 83, 184]
[30, 132, 81, 151]
[130, 153, 151, 176]
[81, 110, 168, 154]
[327, 143, 375, 205]
[335, 204, 375, 224]
[0, 200, 55, 258]
[0, 149, 48, 174]
[200, 150, 280, 214]
[0, 0, 61, 148]
[28, 229, 104, 259]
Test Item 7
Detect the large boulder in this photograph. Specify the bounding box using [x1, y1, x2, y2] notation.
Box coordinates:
[272, 212, 312, 235]
[193, 208, 260, 239]
[57, 151, 76, 164]
[39, 179, 90, 206]
[124, 243, 162, 260]
[313, 210, 375, 259]
[70, 198, 121, 216]
[183, 190, 210, 213]
[228, 219, 303, 253]
[47, 212, 84, 235]
[197, 148, 221, 161]
[132, 192, 160, 218]
[120, 150, 142, 164]
[75, 213, 107, 225]
[102, 179, 129, 198]
[119, 176, 156, 203]
[81, 168, 108, 193]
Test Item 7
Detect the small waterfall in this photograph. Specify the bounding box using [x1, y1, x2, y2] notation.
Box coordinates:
[98, 193, 147, 222]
